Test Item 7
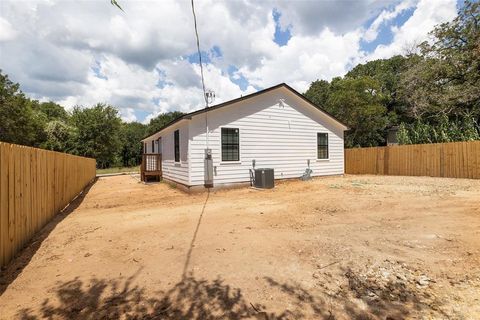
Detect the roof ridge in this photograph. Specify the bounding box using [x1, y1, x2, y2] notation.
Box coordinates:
[141, 83, 348, 141]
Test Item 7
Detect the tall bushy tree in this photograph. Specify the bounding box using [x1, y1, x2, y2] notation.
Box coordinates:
[0, 71, 46, 146]
[327, 77, 390, 147]
[305, 76, 390, 147]
[401, 0, 480, 120]
[0, 70, 186, 168]
[119, 122, 146, 167]
[304, 79, 331, 108]
[70, 103, 122, 168]
[42, 120, 76, 152]
[36, 101, 69, 122]
[345, 55, 411, 122]
[146, 111, 184, 136]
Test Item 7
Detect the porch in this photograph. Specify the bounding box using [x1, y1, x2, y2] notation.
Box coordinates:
[140, 153, 162, 182]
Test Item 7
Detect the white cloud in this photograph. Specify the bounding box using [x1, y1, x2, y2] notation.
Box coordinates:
[239, 28, 364, 92]
[0, 17, 17, 41]
[119, 107, 137, 122]
[365, 0, 457, 60]
[0, 0, 459, 122]
[363, 0, 417, 42]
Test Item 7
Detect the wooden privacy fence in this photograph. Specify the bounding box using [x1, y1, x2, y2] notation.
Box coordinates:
[0, 142, 96, 267]
[345, 140, 480, 179]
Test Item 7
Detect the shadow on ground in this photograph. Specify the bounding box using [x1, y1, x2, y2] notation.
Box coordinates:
[5, 179, 436, 319]
[0, 180, 97, 295]
[16, 267, 433, 320]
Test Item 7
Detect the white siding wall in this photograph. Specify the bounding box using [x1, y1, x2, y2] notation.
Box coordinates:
[188, 88, 345, 186]
[144, 140, 154, 154]
[158, 123, 189, 185]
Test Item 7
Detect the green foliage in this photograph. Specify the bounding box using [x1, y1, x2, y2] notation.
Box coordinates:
[345, 55, 410, 120]
[70, 103, 123, 168]
[0, 70, 183, 168]
[305, 1, 480, 147]
[305, 57, 414, 147]
[36, 101, 69, 121]
[306, 76, 390, 147]
[397, 116, 480, 145]
[42, 120, 76, 152]
[0, 71, 46, 146]
[3, 1, 479, 164]
[304, 79, 331, 108]
[396, 123, 411, 145]
[146, 111, 184, 136]
[96, 166, 140, 175]
[401, 0, 480, 120]
[119, 122, 147, 167]
[110, 0, 124, 11]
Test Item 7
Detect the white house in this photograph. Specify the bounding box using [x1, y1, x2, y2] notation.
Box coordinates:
[141, 83, 348, 188]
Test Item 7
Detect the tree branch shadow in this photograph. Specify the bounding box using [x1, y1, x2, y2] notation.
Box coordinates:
[0, 179, 97, 295]
[265, 264, 443, 320]
[18, 272, 260, 320]
[17, 264, 442, 320]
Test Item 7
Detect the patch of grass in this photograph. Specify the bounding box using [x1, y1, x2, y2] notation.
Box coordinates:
[96, 166, 140, 175]
[165, 181, 177, 189]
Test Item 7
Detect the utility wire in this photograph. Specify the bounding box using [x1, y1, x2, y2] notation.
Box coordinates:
[191, 0, 210, 150]
[191, 0, 208, 108]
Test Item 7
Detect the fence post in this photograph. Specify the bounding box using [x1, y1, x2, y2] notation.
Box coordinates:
[383, 146, 390, 175]
[440, 144, 445, 178]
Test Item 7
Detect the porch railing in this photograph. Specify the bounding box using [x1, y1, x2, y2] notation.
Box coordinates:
[141, 153, 162, 181]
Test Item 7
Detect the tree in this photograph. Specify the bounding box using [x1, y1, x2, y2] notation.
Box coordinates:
[345, 55, 411, 123]
[326, 77, 390, 147]
[42, 120, 76, 152]
[70, 103, 122, 168]
[119, 122, 146, 167]
[36, 101, 69, 122]
[146, 111, 184, 136]
[304, 79, 331, 108]
[0, 71, 46, 146]
[304, 76, 390, 147]
[401, 1, 480, 120]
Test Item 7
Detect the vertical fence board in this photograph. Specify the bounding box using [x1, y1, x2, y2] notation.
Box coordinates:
[345, 141, 480, 179]
[0, 142, 96, 267]
[0, 144, 7, 266]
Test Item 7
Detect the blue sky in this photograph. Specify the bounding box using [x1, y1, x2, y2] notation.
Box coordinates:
[359, 6, 416, 53]
[0, 0, 459, 123]
[273, 9, 292, 47]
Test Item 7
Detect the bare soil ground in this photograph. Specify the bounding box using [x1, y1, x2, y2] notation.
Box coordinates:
[1, 174, 479, 319]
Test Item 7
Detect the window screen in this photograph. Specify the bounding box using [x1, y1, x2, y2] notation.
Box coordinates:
[174, 130, 180, 162]
[317, 133, 328, 159]
[221, 128, 239, 161]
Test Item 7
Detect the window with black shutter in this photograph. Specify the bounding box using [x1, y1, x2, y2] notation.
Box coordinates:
[317, 133, 328, 159]
[221, 128, 239, 161]
[174, 130, 180, 162]
[151, 140, 154, 154]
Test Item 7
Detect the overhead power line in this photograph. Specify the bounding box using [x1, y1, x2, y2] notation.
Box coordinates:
[190, 0, 208, 108]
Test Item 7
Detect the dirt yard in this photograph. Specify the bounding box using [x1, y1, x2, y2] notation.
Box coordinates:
[1, 174, 479, 319]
